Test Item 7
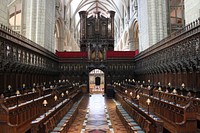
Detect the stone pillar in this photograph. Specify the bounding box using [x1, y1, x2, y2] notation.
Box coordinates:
[22, 0, 55, 52]
[138, 0, 167, 52]
[56, 37, 65, 51]
[128, 39, 134, 50]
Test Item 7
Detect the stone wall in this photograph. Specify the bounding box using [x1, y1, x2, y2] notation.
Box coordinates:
[138, 0, 167, 51]
[0, 0, 9, 26]
[138, 0, 149, 52]
[22, 0, 55, 52]
[185, 0, 200, 25]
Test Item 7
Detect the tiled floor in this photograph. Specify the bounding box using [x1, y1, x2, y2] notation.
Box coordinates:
[67, 95, 89, 133]
[68, 94, 127, 133]
[105, 98, 127, 133]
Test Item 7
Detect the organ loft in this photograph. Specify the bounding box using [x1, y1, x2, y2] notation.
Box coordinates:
[79, 11, 116, 69]
[0, 0, 200, 133]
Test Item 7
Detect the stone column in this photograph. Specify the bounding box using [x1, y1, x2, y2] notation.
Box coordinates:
[22, 0, 55, 52]
[128, 39, 134, 50]
[138, 0, 167, 51]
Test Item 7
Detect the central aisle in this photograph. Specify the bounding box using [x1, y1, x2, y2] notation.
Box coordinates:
[67, 94, 127, 133]
[81, 94, 114, 132]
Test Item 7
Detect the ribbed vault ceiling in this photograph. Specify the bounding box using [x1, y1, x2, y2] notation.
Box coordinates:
[67, 0, 127, 19]
[66, 0, 128, 34]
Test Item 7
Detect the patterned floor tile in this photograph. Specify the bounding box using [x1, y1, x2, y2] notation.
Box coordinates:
[68, 94, 127, 133]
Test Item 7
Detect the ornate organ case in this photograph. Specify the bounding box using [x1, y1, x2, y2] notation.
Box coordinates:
[79, 11, 115, 61]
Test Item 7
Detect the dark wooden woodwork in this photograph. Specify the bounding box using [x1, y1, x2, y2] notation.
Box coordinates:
[31, 89, 82, 133]
[79, 11, 115, 51]
[0, 24, 59, 94]
[114, 83, 199, 133]
[114, 87, 163, 133]
[0, 83, 83, 133]
[0, 10, 200, 133]
[134, 18, 200, 94]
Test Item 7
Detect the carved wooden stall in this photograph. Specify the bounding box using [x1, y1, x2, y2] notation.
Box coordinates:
[134, 18, 200, 96]
[30, 86, 82, 133]
[114, 86, 164, 133]
[0, 83, 82, 133]
[0, 24, 59, 94]
[114, 84, 198, 133]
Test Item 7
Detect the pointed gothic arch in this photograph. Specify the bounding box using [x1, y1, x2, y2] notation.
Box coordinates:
[129, 19, 139, 51]
[55, 18, 65, 52]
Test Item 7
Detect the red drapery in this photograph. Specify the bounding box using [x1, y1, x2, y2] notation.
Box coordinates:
[56, 51, 87, 58]
[56, 49, 139, 59]
[106, 50, 138, 58]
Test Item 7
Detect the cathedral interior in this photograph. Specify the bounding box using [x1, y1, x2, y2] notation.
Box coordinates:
[0, 0, 200, 133]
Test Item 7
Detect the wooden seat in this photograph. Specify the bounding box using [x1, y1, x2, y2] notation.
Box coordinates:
[114, 90, 163, 133]
[116, 105, 145, 133]
[51, 98, 82, 133]
[30, 88, 83, 133]
[114, 85, 200, 133]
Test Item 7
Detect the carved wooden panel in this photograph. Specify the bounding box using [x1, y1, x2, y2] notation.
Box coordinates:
[134, 18, 200, 92]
